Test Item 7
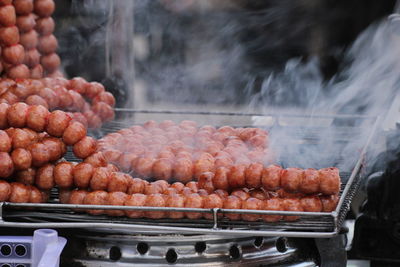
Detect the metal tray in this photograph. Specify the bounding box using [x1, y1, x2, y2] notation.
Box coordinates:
[0, 109, 380, 238]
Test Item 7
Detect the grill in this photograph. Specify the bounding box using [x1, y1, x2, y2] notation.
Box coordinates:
[0, 110, 379, 239]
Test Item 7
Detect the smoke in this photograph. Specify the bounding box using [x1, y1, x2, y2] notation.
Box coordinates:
[71, 1, 400, 173]
[259, 16, 400, 173]
[134, 2, 400, 173]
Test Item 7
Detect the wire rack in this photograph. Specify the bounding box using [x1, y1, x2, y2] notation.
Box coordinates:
[0, 109, 380, 238]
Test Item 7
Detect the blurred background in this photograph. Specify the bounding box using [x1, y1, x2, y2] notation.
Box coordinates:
[52, 0, 397, 111]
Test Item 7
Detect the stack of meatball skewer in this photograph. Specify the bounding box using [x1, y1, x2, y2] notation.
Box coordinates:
[52, 120, 341, 222]
[0, 0, 341, 224]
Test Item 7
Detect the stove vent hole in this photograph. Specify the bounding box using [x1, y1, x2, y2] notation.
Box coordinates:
[0, 244, 11, 256]
[276, 237, 287, 253]
[166, 248, 178, 264]
[16, 265, 26, 267]
[15, 244, 26, 257]
[137, 242, 149, 255]
[229, 245, 241, 260]
[1, 264, 11, 267]
[109, 246, 121, 261]
[254, 237, 264, 248]
[194, 242, 206, 254]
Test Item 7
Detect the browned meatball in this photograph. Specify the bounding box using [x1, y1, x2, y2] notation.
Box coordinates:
[84, 152, 107, 168]
[35, 163, 54, 190]
[3, 45, 25, 65]
[117, 153, 137, 172]
[35, 17, 54, 35]
[83, 190, 108, 215]
[320, 194, 339, 212]
[172, 158, 193, 183]
[68, 189, 88, 212]
[68, 190, 88, 211]
[73, 163, 94, 189]
[299, 168, 321, 194]
[54, 162, 74, 188]
[145, 193, 166, 219]
[261, 165, 282, 191]
[0, 26, 19, 46]
[40, 53, 61, 72]
[127, 177, 146, 194]
[62, 121, 87, 145]
[241, 197, 262, 221]
[170, 182, 184, 193]
[193, 154, 215, 179]
[0, 152, 13, 178]
[41, 137, 65, 161]
[300, 195, 322, 212]
[37, 34, 58, 54]
[0, 103, 9, 129]
[25, 95, 48, 108]
[245, 163, 263, 189]
[29, 186, 43, 203]
[85, 82, 105, 98]
[262, 198, 284, 222]
[14, 0, 34, 15]
[0, 5, 16, 26]
[319, 167, 340, 195]
[29, 142, 50, 167]
[20, 30, 38, 49]
[203, 194, 223, 219]
[166, 194, 185, 219]
[12, 128, 32, 149]
[7, 102, 28, 128]
[0, 129, 11, 152]
[92, 102, 114, 122]
[11, 148, 31, 170]
[26, 105, 49, 132]
[16, 13, 36, 32]
[46, 110, 71, 137]
[223, 195, 242, 220]
[281, 168, 303, 193]
[228, 164, 247, 188]
[125, 193, 147, 218]
[152, 158, 173, 181]
[282, 198, 303, 221]
[197, 172, 215, 194]
[106, 192, 128, 216]
[184, 193, 204, 219]
[9, 182, 30, 204]
[34, 0, 55, 17]
[134, 157, 155, 178]
[214, 189, 228, 199]
[231, 189, 250, 201]
[73, 136, 97, 159]
[107, 172, 129, 193]
[89, 167, 110, 191]
[38, 87, 58, 109]
[144, 183, 163, 195]
[0, 180, 10, 201]
[186, 181, 198, 193]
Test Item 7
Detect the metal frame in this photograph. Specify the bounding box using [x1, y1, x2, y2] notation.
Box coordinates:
[0, 110, 380, 238]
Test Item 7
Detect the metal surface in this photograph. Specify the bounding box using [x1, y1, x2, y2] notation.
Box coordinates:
[61, 234, 311, 267]
[0, 110, 379, 238]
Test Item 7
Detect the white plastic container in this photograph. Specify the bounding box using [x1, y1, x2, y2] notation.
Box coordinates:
[0, 229, 66, 267]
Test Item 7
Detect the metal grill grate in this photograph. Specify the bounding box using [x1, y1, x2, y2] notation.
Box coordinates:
[0, 110, 379, 238]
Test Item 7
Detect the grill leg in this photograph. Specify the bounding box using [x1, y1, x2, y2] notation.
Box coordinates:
[315, 235, 347, 267]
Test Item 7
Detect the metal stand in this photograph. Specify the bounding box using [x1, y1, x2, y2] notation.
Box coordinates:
[315, 235, 347, 267]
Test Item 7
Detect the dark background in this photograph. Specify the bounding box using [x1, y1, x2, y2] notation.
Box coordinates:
[52, 0, 397, 107]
